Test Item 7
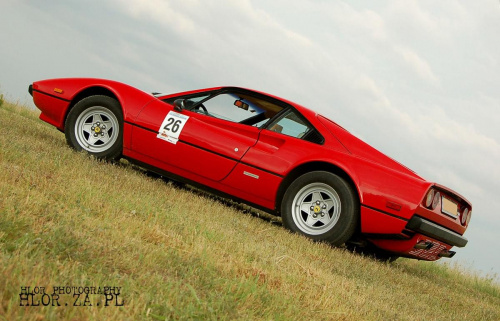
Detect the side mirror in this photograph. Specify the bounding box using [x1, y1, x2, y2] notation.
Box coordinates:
[173, 99, 186, 112]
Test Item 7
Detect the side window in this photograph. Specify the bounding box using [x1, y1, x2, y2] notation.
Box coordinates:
[163, 94, 210, 107]
[268, 110, 311, 139]
[201, 93, 259, 122]
[164, 90, 286, 128]
[185, 95, 209, 105]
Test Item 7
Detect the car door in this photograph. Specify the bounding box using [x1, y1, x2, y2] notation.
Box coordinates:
[221, 109, 327, 203]
[131, 91, 261, 182]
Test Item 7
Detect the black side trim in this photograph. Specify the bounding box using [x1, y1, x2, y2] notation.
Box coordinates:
[179, 140, 283, 177]
[28, 84, 33, 97]
[361, 204, 409, 222]
[406, 216, 468, 247]
[125, 120, 157, 134]
[125, 121, 284, 178]
[177, 139, 239, 162]
[32, 89, 71, 102]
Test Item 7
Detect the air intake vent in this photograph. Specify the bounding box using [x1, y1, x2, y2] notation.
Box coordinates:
[305, 130, 324, 145]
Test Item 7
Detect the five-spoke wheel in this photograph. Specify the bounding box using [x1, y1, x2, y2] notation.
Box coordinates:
[74, 106, 119, 153]
[292, 182, 341, 235]
[281, 171, 359, 246]
[65, 95, 123, 160]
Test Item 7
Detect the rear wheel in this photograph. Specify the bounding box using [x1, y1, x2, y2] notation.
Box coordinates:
[65, 95, 123, 160]
[281, 171, 359, 246]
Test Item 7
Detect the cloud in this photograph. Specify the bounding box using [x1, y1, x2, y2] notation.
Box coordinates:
[394, 45, 440, 86]
[116, 0, 196, 34]
[327, 2, 387, 41]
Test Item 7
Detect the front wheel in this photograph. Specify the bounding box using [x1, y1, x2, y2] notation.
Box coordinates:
[65, 95, 123, 161]
[281, 171, 359, 246]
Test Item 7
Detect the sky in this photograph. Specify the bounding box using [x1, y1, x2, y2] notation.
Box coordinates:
[1, 0, 499, 279]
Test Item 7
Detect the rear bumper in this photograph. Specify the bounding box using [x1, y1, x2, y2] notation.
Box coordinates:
[406, 216, 468, 247]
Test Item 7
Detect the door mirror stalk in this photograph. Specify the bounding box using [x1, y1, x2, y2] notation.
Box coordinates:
[173, 99, 185, 112]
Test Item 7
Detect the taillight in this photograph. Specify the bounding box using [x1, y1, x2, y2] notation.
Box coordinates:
[431, 191, 440, 210]
[425, 189, 435, 208]
[460, 207, 469, 225]
[424, 189, 440, 210]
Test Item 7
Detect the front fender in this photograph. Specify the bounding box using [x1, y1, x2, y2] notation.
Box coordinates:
[32, 78, 156, 129]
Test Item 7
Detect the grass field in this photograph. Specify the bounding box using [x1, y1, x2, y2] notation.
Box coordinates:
[0, 100, 499, 320]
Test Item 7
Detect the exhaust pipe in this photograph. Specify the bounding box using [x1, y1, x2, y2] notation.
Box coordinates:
[438, 250, 456, 258]
[414, 241, 433, 250]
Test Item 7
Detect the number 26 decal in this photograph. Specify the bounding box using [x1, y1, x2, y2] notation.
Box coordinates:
[157, 111, 190, 144]
[163, 118, 182, 133]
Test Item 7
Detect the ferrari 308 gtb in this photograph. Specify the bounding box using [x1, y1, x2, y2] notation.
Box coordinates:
[29, 78, 472, 261]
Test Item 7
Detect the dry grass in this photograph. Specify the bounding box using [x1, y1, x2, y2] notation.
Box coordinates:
[0, 100, 499, 320]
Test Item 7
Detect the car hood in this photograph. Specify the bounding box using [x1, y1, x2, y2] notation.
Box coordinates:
[318, 115, 423, 180]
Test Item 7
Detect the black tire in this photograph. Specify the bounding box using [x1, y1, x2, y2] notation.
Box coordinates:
[65, 95, 123, 161]
[281, 171, 359, 246]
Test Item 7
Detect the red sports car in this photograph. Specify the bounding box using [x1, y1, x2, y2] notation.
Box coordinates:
[29, 78, 472, 261]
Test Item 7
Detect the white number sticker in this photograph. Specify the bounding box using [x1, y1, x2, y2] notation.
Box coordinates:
[157, 111, 189, 144]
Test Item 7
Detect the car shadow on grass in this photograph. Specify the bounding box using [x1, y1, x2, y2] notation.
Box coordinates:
[116, 159, 283, 227]
[116, 158, 403, 265]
